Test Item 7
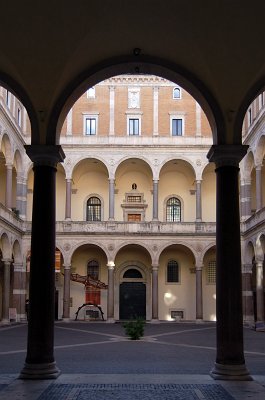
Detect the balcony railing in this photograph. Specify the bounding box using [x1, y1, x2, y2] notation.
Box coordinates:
[55, 220, 216, 235]
[241, 207, 265, 234]
[0, 203, 24, 232]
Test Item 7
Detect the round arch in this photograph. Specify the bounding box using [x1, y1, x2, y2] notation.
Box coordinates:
[113, 241, 153, 261]
[158, 156, 197, 178]
[12, 240, 23, 264]
[114, 156, 154, 179]
[47, 55, 224, 145]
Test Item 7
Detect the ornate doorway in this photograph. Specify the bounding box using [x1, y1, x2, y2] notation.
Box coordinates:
[119, 267, 146, 320]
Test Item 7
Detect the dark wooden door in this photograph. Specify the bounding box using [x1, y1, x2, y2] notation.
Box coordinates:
[119, 282, 146, 320]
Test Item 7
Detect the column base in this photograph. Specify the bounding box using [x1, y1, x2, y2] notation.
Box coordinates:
[106, 318, 115, 323]
[150, 319, 160, 323]
[19, 361, 61, 380]
[196, 318, 203, 323]
[255, 321, 265, 331]
[62, 317, 71, 322]
[1, 319, 10, 325]
[210, 362, 252, 381]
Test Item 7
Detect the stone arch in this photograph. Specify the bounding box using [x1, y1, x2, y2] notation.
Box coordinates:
[13, 149, 23, 175]
[113, 241, 153, 262]
[255, 135, 265, 166]
[114, 155, 154, 178]
[0, 232, 12, 260]
[12, 240, 22, 264]
[48, 56, 224, 145]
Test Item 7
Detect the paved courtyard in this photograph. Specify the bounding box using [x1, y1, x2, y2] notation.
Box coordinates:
[0, 321, 264, 399]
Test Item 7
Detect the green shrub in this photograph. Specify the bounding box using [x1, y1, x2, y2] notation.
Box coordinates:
[123, 318, 145, 340]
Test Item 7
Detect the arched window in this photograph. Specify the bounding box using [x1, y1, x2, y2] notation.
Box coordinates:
[167, 260, 179, 283]
[86, 196, 101, 221]
[166, 197, 181, 222]
[123, 268, 143, 278]
[173, 87, 181, 99]
[87, 260, 99, 279]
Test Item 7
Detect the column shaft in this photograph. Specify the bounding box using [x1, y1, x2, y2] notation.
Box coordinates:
[152, 265, 159, 320]
[196, 180, 202, 222]
[207, 144, 251, 380]
[152, 180, 159, 220]
[20, 144, 64, 379]
[109, 179, 115, 220]
[256, 261, 264, 323]
[65, 179, 72, 220]
[196, 266, 203, 320]
[62, 266, 71, 319]
[256, 167, 263, 211]
[2, 261, 11, 323]
[107, 264, 114, 320]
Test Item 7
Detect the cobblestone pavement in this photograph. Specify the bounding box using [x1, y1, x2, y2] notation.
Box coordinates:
[0, 322, 264, 399]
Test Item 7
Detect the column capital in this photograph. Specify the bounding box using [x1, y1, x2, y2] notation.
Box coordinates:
[196, 263, 204, 271]
[25, 145, 65, 167]
[107, 262, 115, 270]
[63, 264, 71, 270]
[151, 264, 159, 271]
[207, 144, 248, 168]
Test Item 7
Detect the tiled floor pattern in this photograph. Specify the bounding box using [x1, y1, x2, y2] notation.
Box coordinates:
[38, 383, 234, 400]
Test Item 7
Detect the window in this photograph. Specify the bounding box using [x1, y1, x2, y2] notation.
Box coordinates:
[123, 269, 142, 278]
[87, 87, 95, 98]
[86, 260, 100, 305]
[87, 260, 99, 279]
[166, 197, 181, 222]
[85, 117, 96, 135]
[248, 108, 252, 126]
[129, 118, 139, 135]
[173, 87, 181, 99]
[6, 90, 11, 108]
[172, 118, 183, 136]
[86, 196, 101, 221]
[17, 108, 21, 126]
[207, 261, 216, 284]
[167, 260, 179, 283]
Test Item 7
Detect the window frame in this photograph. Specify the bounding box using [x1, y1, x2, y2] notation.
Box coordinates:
[166, 196, 182, 222]
[166, 259, 180, 284]
[87, 87, 96, 98]
[171, 117, 183, 136]
[173, 87, 181, 99]
[207, 260, 216, 284]
[128, 117, 140, 136]
[86, 196, 102, 221]
[83, 114, 99, 136]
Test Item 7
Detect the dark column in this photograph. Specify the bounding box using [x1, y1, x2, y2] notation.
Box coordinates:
[207, 144, 252, 381]
[151, 264, 159, 321]
[196, 264, 203, 321]
[62, 264, 71, 320]
[107, 262, 115, 322]
[20, 145, 65, 380]
[2, 260, 11, 324]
